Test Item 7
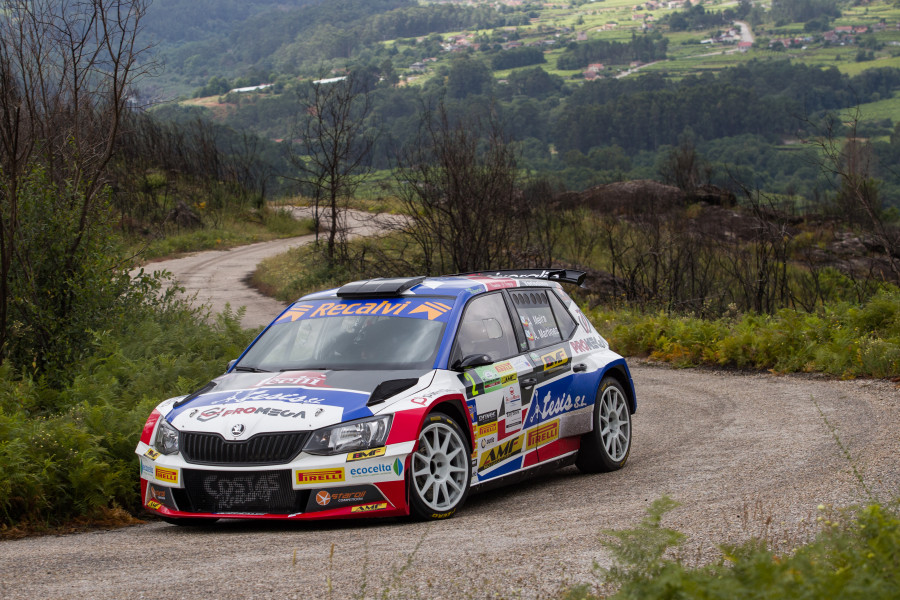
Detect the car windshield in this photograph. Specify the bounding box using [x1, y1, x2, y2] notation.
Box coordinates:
[235, 298, 451, 371]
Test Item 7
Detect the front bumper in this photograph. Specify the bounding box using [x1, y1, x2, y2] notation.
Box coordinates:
[136, 441, 414, 520]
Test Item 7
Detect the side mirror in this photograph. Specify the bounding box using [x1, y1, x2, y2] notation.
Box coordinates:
[451, 354, 493, 371]
[226, 359, 237, 372]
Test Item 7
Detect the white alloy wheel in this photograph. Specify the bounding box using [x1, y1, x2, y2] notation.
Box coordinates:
[599, 383, 631, 462]
[576, 376, 632, 473]
[411, 416, 470, 516]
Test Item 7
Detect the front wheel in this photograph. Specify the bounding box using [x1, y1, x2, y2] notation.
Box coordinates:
[408, 412, 472, 520]
[576, 377, 632, 473]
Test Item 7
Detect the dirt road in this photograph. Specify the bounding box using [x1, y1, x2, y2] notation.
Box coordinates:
[142, 208, 398, 328]
[4, 218, 899, 598]
[3, 365, 898, 599]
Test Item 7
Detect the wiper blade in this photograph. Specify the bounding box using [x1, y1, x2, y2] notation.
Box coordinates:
[233, 366, 270, 373]
[280, 367, 340, 372]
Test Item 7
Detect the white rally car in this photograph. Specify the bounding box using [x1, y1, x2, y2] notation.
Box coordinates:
[136, 270, 636, 524]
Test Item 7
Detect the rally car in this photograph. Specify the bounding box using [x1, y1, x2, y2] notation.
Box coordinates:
[136, 269, 636, 524]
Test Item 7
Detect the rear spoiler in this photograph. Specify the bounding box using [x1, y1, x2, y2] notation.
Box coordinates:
[454, 269, 586, 287]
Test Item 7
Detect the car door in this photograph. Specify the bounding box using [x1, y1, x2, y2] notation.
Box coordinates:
[450, 292, 530, 482]
[507, 287, 594, 464]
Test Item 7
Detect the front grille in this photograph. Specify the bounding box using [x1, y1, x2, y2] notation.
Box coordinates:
[175, 469, 306, 514]
[181, 431, 309, 465]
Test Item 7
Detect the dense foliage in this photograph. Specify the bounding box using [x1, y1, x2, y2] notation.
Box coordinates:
[152, 0, 527, 83]
[555, 33, 669, 70]
[0, 304, 254, 530]
[592, 287, 900, 378]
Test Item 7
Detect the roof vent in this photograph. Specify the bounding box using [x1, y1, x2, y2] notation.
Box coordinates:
[336, 277, 426, 298]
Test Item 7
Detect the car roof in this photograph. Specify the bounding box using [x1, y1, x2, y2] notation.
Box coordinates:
[299, 270, 583, 303]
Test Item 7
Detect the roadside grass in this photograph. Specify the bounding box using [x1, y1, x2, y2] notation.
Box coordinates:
[132, 206, 314, 261]
[562, 495, 900, 600]
[592, 287, 900, 379]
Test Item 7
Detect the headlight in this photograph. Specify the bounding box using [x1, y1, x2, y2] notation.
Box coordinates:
[154, 420, 180, 455]
[304, 415, 392, 455]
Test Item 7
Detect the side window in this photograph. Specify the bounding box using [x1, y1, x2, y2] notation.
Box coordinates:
[453, 293, 518, 363]
[548, 291, 578, 340]
[509, 289, 563, 350]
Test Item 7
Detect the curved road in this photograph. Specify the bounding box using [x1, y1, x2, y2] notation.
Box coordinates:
[4, 219, 899, 598]
[141, 208, 399, 328]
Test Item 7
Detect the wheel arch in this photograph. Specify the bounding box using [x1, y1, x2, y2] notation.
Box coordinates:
[600, 361, 637, 414]
[428, 398, 475, 451]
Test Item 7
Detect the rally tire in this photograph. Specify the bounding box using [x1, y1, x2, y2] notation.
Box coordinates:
[576, 377, 632, 473]
[160, 516, 220, 527]
[408, 412, 472, 520]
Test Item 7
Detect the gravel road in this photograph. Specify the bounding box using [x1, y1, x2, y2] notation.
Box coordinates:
[4, 221, 899, 599]
[139, 208, 397, 328]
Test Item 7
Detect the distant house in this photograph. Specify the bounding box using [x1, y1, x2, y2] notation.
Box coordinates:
[738, 41, 752, 51]
[583, 70, 599, 80]
[408, 62, 427, 73]
[853, 25, 869, 34]
[835, 26, 853, 33]
[587, 63, 605, 72]
[311, 76, 347, 85]
[228, 83, 274, 94]
[576, 31, 587, 41]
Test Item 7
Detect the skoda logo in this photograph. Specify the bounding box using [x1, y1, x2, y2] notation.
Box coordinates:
[231, 423, 245, 437]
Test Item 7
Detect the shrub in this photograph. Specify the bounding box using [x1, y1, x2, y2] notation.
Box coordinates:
[579, 496, 900, 600]
[0, 306, 256, 531]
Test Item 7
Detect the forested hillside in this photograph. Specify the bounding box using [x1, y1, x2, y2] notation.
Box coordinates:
[140, 0, 900, 206]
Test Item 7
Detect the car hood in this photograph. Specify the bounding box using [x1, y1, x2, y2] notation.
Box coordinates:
[164, 369, 433, 436]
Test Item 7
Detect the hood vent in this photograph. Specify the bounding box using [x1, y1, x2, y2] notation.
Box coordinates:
[367, 378, 420, 406]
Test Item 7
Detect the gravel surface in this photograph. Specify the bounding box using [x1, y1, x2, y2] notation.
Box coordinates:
[3, 364, 899, 599]
[138, 208, 397, 328]
[7, 220, 898, 599]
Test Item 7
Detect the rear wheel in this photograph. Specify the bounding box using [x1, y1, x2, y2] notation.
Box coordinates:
[409, 412, 471, 520]
[576, 377, 632, 473]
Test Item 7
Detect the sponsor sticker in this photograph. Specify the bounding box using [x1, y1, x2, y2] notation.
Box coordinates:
[147, 500, 162, 511]
[351, 502, 389, 513]
[254, 371, 329, 388]
[143, 448, 160, 460]
[479, 434, 497, 449]
[348, 458, 403, 479]
[526, 419, 560, 450]
[140, 462, 154, 478]
[305, 485, 381, 512]
[570, 336, 605, 354]
[273, 298, 454, 323]
[479, 436, 523, 470]
[477, 410, 497, 426]
[505, 409, 522, 430]
[477, 421, 498, 438]
[154, 466, 179, 485]
[296, 468, 345, 485]
[194, 405, 308, 422]
[150, 486, 168, 503]
[346, 447, 387, 462]
[540, 348, 569, 371]
[524, 386, 589, 428]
